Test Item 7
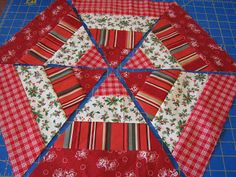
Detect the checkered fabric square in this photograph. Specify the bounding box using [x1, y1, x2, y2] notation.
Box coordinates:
[76, 45, 107, 68]
[94, 73, 128, 96]
[172, 74, 236, 177]
[124, 48, 155, 69]
[73, 0, 171, 17]
[0, 65, 45, 177]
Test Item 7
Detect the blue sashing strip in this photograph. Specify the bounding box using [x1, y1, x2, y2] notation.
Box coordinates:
[121, 68, 236, 76]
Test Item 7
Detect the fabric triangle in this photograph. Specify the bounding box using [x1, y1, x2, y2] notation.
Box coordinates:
[76, 45, 107, 68]
[89, 28, 144, 68]
[94, 72, 128, 96]
[123, 48, 155, 69]
[120, 71, 151, 95]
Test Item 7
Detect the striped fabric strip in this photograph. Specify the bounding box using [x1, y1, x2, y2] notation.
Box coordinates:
[90, 29, 143, 49]
[0, 0, 71, 64]
[18, 11, 82, 65]
[152, 19, 213, 71]
[45, 67, 86, 117]
[54, 121, 160, 151]
[136, 70, 180, 119]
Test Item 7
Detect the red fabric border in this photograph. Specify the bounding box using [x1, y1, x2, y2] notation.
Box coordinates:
[0, 0, 71, 64]
[163, 3, 236, 71]
[173, 74, 236, 177]
[73, 0, 171, 17]
[31, 148, 180, 177]
[0, 64, 45, 176]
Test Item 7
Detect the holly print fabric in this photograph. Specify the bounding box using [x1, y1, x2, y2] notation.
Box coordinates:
[81, 14, 157, 32]
[16, 66, 67, 144]
[139, 32, 183, 69]
[0, 0, 236, 177]
[75, 96, 145, 123]
[45, 27, 92, 66]
[152, 72, 208, 151]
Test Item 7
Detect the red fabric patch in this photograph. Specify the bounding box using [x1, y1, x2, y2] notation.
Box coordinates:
[173, 74, 236, 177]
[73, 0, 171, 17]
[120, 71, 151, 95]
[124, 49, 155, 69]
[101, 47, 130, 68]
[73, 68, 106, 93]
[30, 148, 180, 177]
[163, 3, 236, 71]
[94, 73, 128, 96]
[76, 46, 107, 68]
[0, 0, 71, 64]
[0, 64, 45, 177]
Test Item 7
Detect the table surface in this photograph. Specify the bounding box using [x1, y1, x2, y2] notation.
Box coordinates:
[0, 0, 236, 176]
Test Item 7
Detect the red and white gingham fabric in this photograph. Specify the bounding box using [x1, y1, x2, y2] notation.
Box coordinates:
[0, 64, 45, 177]
[73, 0, 171, 17]
[76, 45, 107, 68]
[173, 74, 236, 177]
[94, 73, 128, 96]
[124, 48, 155, 69]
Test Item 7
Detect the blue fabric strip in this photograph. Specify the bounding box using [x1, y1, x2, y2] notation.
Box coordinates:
[121, 68, 236, 75]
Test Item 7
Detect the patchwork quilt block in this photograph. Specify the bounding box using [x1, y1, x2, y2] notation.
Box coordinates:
[0, 0, 236, 177]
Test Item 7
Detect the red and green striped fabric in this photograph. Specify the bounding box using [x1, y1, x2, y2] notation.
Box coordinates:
[152, 19, 214, 71]
[18, 11, 82, 65]
[54, 121, 160, 151]
[136, 70, 180, 119]
[90, 29, 143, 49]
[45, 67, 86, 117]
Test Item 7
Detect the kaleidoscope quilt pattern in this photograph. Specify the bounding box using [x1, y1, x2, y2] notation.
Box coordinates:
[0, 0, 236, 177]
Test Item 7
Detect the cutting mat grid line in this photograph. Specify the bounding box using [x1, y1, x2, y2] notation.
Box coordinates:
[0, 0, 236, 177]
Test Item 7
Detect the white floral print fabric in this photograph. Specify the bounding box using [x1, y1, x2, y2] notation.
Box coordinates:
[16, 66, 67, 144]
[152, 72, 208, 151]
[140, 32, 182, 69]
[80, 14, 157, 32]
[75, 96, 145, 123]
[45, 27, 92, 66]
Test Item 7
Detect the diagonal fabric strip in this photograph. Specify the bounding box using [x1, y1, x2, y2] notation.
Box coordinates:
[162, 3, 236, 71]
[152, 72, 209, 151]
[0, 64, 45, 177]
[136, 70, 180, 119]
[173, 74, 236, 177]
[45, 67, 87, 117]
[152, 18, 214, 71]
[18, 11, 82, 65]
[16, 66, 67, 145]
[0, 0, 71, 64]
